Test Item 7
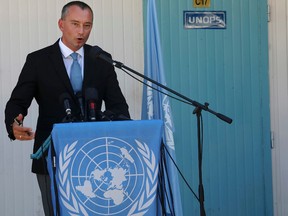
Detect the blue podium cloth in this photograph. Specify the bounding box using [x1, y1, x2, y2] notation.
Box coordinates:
[47, 120, 163, 216]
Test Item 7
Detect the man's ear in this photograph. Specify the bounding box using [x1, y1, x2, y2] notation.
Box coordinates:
[58, 19, 64, 31]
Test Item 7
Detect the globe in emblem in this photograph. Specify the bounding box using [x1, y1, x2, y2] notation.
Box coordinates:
[70, 137, 145, 215]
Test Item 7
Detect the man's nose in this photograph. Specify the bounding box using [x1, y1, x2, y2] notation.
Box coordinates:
[78, 25, 84, 34]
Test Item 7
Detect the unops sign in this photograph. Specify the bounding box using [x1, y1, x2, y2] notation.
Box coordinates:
[184, 11, 226, 29]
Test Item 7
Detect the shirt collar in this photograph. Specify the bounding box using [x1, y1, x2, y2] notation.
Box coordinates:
[58, 38, 84, 58]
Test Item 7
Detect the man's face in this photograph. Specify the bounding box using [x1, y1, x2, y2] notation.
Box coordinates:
[58, 5, 93, 51]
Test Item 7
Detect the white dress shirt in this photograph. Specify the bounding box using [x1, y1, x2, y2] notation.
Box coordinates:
[58, 38, 84, 79]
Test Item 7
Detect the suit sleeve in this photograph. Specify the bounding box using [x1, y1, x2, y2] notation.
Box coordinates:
[5, 54, 36, 139]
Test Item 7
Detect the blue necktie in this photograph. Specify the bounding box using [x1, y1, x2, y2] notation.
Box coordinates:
[70, 52, 82, 93]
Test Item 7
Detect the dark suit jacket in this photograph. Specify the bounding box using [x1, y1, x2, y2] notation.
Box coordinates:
[5, 40, 130, 174]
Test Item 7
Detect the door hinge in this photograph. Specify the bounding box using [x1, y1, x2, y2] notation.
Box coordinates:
[270, 131, 275, 149]
[267, 4, 271, 22]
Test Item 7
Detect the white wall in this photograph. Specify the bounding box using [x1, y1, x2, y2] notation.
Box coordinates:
[268, 0, 288, 215]
[0, 0, 143, 215]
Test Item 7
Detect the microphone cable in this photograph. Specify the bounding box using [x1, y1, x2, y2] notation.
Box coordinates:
[119, 67, 202, 209]
[162, 137, 201, 203]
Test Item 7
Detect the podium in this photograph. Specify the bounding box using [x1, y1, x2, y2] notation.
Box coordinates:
[46, 120, 163, 216]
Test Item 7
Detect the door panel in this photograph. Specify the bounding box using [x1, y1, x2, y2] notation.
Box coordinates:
[153, 0, 273, 215]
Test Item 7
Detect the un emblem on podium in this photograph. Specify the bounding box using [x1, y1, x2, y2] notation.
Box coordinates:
[58, 137, 158, 215]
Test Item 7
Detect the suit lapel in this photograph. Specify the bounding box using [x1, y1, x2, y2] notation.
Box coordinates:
[83, 45, 93, 90]
[49, 41, 75, 96]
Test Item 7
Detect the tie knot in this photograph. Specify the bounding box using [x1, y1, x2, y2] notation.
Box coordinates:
[70, 52, 78, 61]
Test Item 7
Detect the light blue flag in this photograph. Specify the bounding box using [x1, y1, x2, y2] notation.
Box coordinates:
[142, 0, 183, 215]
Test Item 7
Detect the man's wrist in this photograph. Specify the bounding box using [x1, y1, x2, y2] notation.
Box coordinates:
[8, 122, 16, 140]
[8, 117, 22, 140]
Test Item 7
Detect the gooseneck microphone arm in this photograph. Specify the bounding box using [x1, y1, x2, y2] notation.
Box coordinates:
[75, 91, 85, 122]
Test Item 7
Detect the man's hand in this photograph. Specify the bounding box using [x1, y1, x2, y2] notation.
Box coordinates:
[13, 114, 35, 141]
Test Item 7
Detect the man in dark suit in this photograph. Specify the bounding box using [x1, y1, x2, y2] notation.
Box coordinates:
[4, 1, 130, 215]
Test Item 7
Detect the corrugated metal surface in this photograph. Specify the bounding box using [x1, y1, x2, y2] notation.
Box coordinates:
[0, 0, 143, 215]
[154, 0, 273, 215]
[269, 0, 288, 215]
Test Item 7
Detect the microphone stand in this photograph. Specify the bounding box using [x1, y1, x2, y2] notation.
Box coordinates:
[194, 106, 205, 216]
[113, 60, 232, 124]
[109, 59, 232, 216]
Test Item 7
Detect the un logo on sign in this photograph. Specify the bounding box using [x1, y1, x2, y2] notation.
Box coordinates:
[58, 137, 158, 215]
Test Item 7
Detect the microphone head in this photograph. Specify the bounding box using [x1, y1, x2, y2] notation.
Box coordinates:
[85, 87, 98, 101]
[85, 88, 98, 121]
[89, 46, 113, 63]
[59, 92, 71, 104]
[59, 92, 72, 117]
[89, 46, 104, 58]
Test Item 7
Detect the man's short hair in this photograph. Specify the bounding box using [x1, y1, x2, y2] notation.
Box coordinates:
[61, 1, 93, 20]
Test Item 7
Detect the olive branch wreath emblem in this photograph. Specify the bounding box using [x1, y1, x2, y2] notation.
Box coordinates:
[57, 139, 159, 216]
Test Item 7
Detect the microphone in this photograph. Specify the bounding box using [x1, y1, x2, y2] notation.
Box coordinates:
[89, 46, 119, 66]
[85, 88, 98, 121]
[59, 93, 73, 122]
[75, 91, 85, 121]
[89, 46, 106, 58]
